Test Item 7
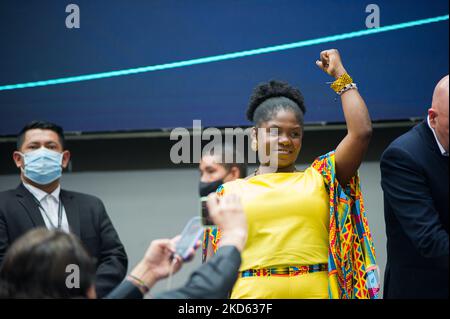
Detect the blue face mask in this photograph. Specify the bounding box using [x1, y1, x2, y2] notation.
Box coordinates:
[19, 148, 64, 185]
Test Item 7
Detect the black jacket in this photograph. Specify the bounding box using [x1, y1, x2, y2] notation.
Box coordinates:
[0, 184, 128, 298]
[380, 121, 449, 299]
[106, 246, 241, 299]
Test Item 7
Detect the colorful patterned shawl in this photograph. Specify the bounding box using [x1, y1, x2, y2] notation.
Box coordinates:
[202, 151, 380, 299]
[312, 151, 379, 299]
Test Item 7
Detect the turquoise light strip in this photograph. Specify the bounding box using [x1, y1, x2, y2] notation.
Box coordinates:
[0, 14, 448, 91]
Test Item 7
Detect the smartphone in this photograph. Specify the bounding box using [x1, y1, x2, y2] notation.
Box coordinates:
[200, 196, 215, 226]
[174, 216, 204, 260]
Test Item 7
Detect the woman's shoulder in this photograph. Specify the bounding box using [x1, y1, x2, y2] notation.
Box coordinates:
[217, 178, 246, 196]
[310, 150, 336, 174]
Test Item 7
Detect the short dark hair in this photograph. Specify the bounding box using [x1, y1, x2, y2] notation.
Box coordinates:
[0, 228, 96, 299]
[246, 80, 306, 127]
[203, 143, 247, 178]
[16, 121, 65, 150]
[223, 161, 247, 179]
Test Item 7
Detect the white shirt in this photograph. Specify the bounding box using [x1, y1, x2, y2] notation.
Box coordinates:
[23, 182, 70, 233]
[427, 115, 449, 157]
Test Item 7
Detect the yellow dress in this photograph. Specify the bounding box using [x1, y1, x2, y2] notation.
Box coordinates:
[220, 167, 330, 299]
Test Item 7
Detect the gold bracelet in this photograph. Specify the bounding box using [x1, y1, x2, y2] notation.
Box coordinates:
[331, 73, 353, 93]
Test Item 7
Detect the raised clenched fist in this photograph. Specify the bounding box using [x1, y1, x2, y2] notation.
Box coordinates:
[316, 49, 347, 79]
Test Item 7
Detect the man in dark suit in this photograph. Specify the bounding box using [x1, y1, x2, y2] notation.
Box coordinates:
[380, 75, 449, 299]
[0, 193, 246, 299]
[0, 121, 127, 298]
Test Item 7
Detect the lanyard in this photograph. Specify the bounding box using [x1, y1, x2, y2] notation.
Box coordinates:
[31, 194, 63, 229]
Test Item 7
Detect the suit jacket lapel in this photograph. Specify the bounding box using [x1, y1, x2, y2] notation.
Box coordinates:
[16, 184, 46, 228]
[61, 190, 80, 237]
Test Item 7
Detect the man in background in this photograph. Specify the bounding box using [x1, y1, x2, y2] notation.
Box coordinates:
[381, 75, 449, 298]
[0, 121, 128, 297]
[199, 142, 247, 262]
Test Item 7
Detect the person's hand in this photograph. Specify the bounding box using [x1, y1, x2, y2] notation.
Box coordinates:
[207, 193, 248, 252]
[129, 236, 199, 290]
[143, 237, 183, 279]
[316, 49, 347, 79]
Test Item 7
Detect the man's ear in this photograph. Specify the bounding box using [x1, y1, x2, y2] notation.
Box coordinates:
[12, 151, 24, 169]
[229, 166, 241, 179]
[428, 108, 437, 129]
[61, 150, 71, 169]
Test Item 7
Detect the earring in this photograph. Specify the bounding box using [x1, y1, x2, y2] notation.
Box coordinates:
[251, 140, 258, 152]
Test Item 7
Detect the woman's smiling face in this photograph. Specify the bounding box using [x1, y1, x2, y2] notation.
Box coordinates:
[255, 108, 303, 169]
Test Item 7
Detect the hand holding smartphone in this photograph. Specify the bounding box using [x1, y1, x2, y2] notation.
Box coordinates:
[174, 216, 204, 260]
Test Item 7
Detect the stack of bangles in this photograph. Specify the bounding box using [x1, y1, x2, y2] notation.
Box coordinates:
[127, 274, 150, 294]
[330, 73, 357, 95]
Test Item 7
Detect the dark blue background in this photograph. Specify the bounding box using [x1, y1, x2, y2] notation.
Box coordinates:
[0, 0, 448, 135]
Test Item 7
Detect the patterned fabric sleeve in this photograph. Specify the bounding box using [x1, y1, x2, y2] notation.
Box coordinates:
[312, 151, 380, 299]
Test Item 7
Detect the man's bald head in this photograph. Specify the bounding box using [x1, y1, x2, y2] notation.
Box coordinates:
[429, 75, 449, 153]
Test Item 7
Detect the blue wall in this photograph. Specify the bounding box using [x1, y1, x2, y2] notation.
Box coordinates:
[0, 0, 448, 134]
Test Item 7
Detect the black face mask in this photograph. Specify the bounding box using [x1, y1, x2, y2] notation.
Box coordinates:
[199, 179, 224, 197]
